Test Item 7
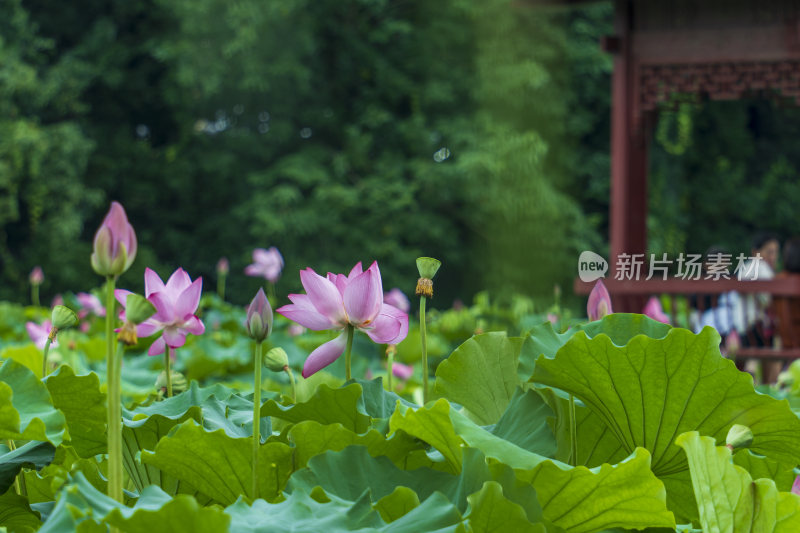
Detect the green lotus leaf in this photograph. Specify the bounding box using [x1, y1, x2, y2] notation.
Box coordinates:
[537, 387, 626, 466]
[45, 366, 107, 457]
[519, 313, 671, 380]
[0, 359, 67, 446]
[0, 487, 40, 533]
[23, 445, 107, 505]
[733, 450, 797, 493]
[676, 431, 800, 532]
[122, 381, 274, 500]
[434, 332, 525, 425]
[288, 420, 426, 469]
[490, 387, 557, 458]
[0, 441, 54, 495]
[39, 472, 229, 533]
[532, 326, 800, 474]
[390, 399, 674, 532]
[263, 382, 370, 433]
[225, 488, 464, 532]
[465, 481, 546, 533]
[141, 420, 293, 505]
[373, 486, 420, 523]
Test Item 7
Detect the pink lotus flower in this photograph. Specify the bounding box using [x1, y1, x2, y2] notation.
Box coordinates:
[642, 297, 669, 324]
[392, 362, 414, 380]
[26, 320, 56, 350]
[245, 247, 283, 283]
[77, 292, 105, 318]
[29, 266, 44, 285]
[384, 288, 410, 313]
[216, 257, 229, 275]
[91, 201, 138, 277]
[287, 323, 306, 337]
[116, 268, 205, 356]
[51, 295, 64, 307]
[547, 313, 558, 325]
[587, 279, 612, 321]
[277, 261, 409, 377]
[793, 475, 800, 495]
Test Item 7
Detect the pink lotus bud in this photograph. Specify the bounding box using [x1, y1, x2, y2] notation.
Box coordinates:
[29, 266, 44, 286]
[384, 288, 410, 313]
[51, 294, 64, 307]
[392, 362, 414, 380]
[91, 201, 137, 277]
[642, 297, 669, 324]
[547, 313, 558, 325]
[793, 475, 800, 495]
[217, 257, 229, 275]
[245, 288, 273, 342]
[587, 279, 612, 321]
[724, 330, 741, 357]
[287, 323, 306, 337]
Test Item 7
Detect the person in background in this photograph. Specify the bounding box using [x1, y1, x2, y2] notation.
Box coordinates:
[737, 232, 780, 347]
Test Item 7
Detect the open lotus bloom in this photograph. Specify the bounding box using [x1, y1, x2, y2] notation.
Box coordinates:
[642, 297, 669, 324]
[116, 268, 205, 356]
[77, 292, 105, 318]
[245, 247, 284, 283]
[26, 320, 55, 350]
[587, 279, 613, 321]
[277, 261, 409, 377]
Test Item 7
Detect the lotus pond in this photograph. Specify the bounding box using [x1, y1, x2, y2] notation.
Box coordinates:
[4, 205, 800, 533]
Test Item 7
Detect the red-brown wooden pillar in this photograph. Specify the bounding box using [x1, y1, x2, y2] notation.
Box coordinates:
[610, 0, 648, 264]
[608, 0, 649, 312]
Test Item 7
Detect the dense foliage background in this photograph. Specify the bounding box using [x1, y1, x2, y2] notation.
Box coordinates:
[5, 0, 799, 309]
[0, 0, 612, 307]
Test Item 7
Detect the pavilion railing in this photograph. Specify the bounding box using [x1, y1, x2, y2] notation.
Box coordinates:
[574, 277, 800, 361]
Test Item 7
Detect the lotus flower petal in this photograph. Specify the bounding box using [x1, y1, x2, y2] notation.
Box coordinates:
[302, 332, 347, 378]
[144, 268, 166, 298]
[278, 294, 336, 331]
[163, 327, 187, 349]
[300, 268, 346, 324]
[343, 267, 382, 326]
[148, 336, 166, 356]
[364, 304, 405, 344]
[165, 268, 193, 300]
[175, 277, 203, 319]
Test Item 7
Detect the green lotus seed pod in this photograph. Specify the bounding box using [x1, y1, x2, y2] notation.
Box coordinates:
[264, 347, 289, 373]
[125, 293, 156, 325]
[416, 257, 441, 280]
[726, 424, 754, 450]
[51, 305, 78, 330]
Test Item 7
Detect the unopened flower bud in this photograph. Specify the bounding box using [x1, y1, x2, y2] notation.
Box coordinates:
[725, 424, 754, 451]
[125, 294, 156, 325]
[245, 288, 273, 342]
[91, 201, 137, 277]
[51, 305, 78, 330]
[587, 279, 613, 321]
[217, 257, 229, 275]
[29, 266, 44, 286]
[264, 347, 289, 372]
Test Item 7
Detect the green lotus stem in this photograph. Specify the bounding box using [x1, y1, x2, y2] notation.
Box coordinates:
[31, 285, 39, 307]
[165, 347, 174, 398]
[42, 336, 53, 377]
[420, 296, 429, 404]
[569, 393, 578, 466]
[217, 273, 226, 301]
[344, 324, 354, 381]
[6, 440, 21, 495]
[386, 349, 394, 392]
[252, 341, 263, 499]
[104, 276, 124, 504]
[284, 365, 296, 403]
